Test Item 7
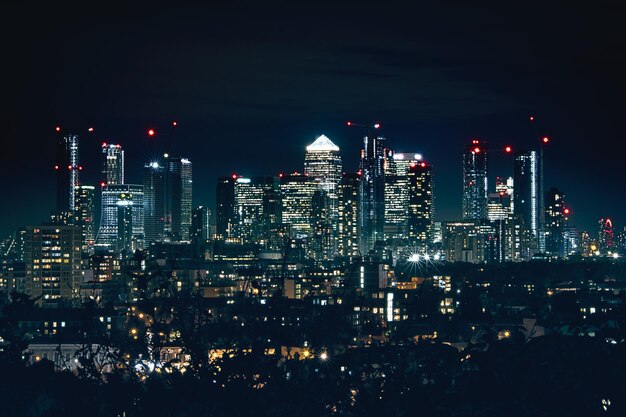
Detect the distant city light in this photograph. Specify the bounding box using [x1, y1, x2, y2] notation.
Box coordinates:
[148, 129, 156, 136]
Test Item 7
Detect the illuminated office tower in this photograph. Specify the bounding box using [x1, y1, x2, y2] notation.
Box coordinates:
[462, 139, 487, 220]
[338, 173, 360, 257]
[513, 150, 543, 259]
[359, 132, 386, 254]
[279, 173, 318, 237]
[143, 162, 166, 243]
[304, 135, 342, 254]
[74, 185, 95, 251]
[407, 162, 434, 247]
[216, 176, 237, 240]
[24, 224, 82, 305]
[96, 184, 144, 253]
[383, 151, 423, 240]
[166, 157, 192, 241]
[101, 143, 124, 185]
[598, 218, 614, 253]
[544, 187, 567, 257]
[55, 132, 81, 212]
[232, 176, 275, 244]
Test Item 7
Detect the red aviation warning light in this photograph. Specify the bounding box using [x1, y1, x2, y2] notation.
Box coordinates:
[172, 121, 178, 127]
[54, 165, 59, 170]
[232, 174, 238, 180]
[473, 147, 481, 153]
[529, 115, 535, 121]
[100, 182, 107, 187]
[55, 126, 61, 132]
[420, 162, 426, 167]
[373, 123, 381, 129]
[542, 136, 550, 143]
[563, 208, 570, 215]
[346, 121, 352, 126]
[472, 139, 479, 145]
[505, 146, 512, 153]
[88, 127, 94, 132]
[67, 165, 72, 170]
[148, 129, 156, 137]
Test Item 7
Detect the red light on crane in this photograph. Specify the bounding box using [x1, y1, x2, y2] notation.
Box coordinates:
[148, 129, 156, 137]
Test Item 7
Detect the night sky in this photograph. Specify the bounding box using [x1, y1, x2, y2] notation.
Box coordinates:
[2, 2, 625, 237]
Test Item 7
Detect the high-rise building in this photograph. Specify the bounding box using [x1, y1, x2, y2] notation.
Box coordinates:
[544, 187, 567, 257]
[407, 162, 434, 248]
[55, 133, 81, 212]
[166, 157, 193, 241]
[190, 206, 211, 242]
[216, 176, 237, 240]
[74, 185, 95, 251]
[143, 162, 166, 243]
[96, 184, 144, 253]
[279, 173, 318, 237]
[304, 135, 342, 255]
[232, 176, 275, 244]
[383, 151, 423, 241]
[359, 132, 386, 254]
[101, 143, 124, 185]
[513, 150, 543, 259]
[24, 224, 82, 305]
[338, 173, 360, 258]
[462, 139, 488, 220]
[598, 218, 614, 253]
[442, 220, 498, 263]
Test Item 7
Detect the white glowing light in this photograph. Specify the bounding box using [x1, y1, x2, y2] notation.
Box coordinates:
[306, 135, 339, 152]
[408, 253, 420, 262]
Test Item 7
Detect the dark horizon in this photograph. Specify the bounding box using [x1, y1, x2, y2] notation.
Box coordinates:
[3, 2, 625, 236]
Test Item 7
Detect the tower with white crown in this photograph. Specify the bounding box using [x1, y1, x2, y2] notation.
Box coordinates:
[304, 135, 342, 260]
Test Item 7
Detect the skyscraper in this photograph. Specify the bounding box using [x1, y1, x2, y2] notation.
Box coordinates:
[338, 173, 360, 258]
[143, 162, 166, 243]
[359, 132, 386, 255]
[544, 187, 567, 257]
[232, 176, 275, 244]
[166, 157, 193, 241]
[383, 151, 423, 241]
[190, 206, 211, 242]
[96, 184, 144, 253]
[216, 175, 237, 240]
[55, 133, 80, 212]
[462, 139, 487, 220]
[513, 150, 543, 259]
[407, 162, 434, 248]
[24, 224, 82, 305]
[279, 173, 318, 237]
[304, 135, 342, 255]
[101, 143, 124, 185]
[598, 218, 614, 253]
[74, 185, 95, 252]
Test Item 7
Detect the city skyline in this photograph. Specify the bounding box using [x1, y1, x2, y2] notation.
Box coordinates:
[3, 3, 625, 236]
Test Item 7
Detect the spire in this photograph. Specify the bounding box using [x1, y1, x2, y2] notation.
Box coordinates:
[306, 134, 339, 152]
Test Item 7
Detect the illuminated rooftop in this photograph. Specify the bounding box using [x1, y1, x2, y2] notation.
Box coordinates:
[306, 135, 339, 152]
